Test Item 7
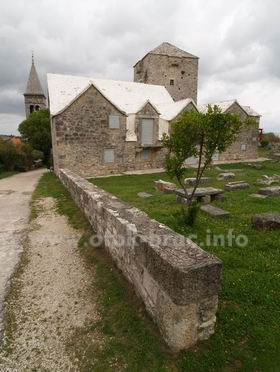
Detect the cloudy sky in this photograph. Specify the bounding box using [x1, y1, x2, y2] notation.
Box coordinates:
[0, 0, 279, 135]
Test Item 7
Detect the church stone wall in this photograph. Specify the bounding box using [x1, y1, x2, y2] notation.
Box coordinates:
[219, 103, 259, 161]
[52, 87, 168, 177]
[59, 168, 222, 351]
[134, 54, 198, 102]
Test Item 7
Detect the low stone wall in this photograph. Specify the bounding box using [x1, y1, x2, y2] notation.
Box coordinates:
[59, 169, 222, 351]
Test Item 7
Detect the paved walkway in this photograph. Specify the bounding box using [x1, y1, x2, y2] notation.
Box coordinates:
[0, 169, 45, 337]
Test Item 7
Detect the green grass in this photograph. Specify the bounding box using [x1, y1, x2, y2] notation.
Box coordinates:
[90, 160, 280, 371]
[32, 164, 280, 371]
[0, 171, 18, 180]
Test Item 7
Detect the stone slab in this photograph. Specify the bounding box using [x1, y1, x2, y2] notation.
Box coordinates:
[201, 205, 231, 219]
[137, 192, 153, 198]
[217, 172, 235, 181]
[154, 180, 177, 193]
[184, 177, 211, 186]
[225, 182, 250, 191]
[176, 187, 224, 198]
[252, 212, 280, 230]
[258, 186, 280, 196]
[249, 193, 268, 199]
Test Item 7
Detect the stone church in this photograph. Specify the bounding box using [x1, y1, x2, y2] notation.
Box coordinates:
[44, 42, 260, 177]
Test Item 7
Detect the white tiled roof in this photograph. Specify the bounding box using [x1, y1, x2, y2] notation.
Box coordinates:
[156, 99, 194, 121]
[242, 105, 260, 117]
[198, 100, 260, 117]
[47, 73, 184, 120]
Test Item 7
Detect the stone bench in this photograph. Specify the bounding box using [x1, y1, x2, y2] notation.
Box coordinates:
[59, 169, 222, 351]
[176, 187, 225, 204]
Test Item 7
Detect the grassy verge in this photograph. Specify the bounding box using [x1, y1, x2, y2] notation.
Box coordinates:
[0, 171, 18, 180]
[32, 166, 280, 371]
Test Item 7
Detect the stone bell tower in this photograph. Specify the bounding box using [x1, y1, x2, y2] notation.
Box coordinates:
[24, 54, 46, 118]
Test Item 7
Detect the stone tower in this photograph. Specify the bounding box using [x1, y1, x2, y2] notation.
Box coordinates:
[134, 42, 199, 103]
[24, 55, 46, 118]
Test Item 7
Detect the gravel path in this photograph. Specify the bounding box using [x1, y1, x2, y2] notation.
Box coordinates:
[0, 197, 99, 371]
[0, 169, 45, 338]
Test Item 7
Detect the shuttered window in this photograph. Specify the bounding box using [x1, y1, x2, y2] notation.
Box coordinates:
[109, 115, 120, 129]
[141, 119, 154, 145]
[104, 149, 115, 163]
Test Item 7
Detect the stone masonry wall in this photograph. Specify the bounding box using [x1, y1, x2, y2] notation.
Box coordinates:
[52, 87, 169, 177]
[134, 54, 198, 102]
[219, 103, 259, 161]
[59, 168, 222, 350]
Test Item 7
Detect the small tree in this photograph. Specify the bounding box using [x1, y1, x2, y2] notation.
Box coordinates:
[18, 109, 51, 164]
[163, 105, 251, 210]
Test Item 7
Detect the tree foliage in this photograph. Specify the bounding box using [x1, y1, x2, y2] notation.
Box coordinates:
[18, 109, 51, 163]
[163, 105, 252, 210]
[0, 139, 42, 172]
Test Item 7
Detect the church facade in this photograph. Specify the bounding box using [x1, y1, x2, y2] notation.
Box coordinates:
[46, 42, 260, 177]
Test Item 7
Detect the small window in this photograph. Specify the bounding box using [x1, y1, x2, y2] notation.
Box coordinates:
[241, 144, 247, 151]
[30, 105, 34, 113]
[170, 79, 174, 86]
[35, 105, 40, 111]
[104, 149, 115, 163]
[109, 115, 120, 129]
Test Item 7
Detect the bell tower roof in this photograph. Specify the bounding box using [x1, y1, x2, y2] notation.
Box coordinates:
[24, 54, 45, 97]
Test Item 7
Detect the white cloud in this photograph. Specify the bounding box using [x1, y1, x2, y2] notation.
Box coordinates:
[0, 0, 279, 135]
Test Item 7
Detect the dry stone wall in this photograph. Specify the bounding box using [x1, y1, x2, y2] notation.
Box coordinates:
[59, 168, 222, 351]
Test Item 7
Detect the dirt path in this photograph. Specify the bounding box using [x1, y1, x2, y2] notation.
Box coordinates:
[0, 197, 99, 371]
[0, 169, 45, 337]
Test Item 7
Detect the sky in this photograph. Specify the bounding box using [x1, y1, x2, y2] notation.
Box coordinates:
[0, 0, 279, 135]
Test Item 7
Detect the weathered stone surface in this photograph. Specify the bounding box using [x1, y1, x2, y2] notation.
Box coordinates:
[154, 179, 177, 193]
[258, 186, 280, 196]
[59, 169, 222, 351]
[252, 212, 280, 230]
[137, 192, 153, 198]
[184, 177, 211, 186]
[224, 181, 250, 191]
[201, 195, 211, 204]
[201, 205, 231, 219]
[217, 172, 235, 181]
[176, 187, 224, 202]
[256, 175, 280, 186]
[249, 193, 267, 199]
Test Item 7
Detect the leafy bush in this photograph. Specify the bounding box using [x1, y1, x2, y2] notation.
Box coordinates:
[0, 139, 42, 172]
[260, 140, 269, 148]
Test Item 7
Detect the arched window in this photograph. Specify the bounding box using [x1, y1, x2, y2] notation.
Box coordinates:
[35, 105, 40, 111]
[30, 105, 34, 113]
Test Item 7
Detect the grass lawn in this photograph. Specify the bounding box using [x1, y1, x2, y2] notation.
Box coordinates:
[90, 160, 280, 371]
[0, 171, 18, 180]
[32, 162, 280, 371]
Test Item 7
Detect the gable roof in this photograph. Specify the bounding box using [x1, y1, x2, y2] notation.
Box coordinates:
[198, 100, 260, 117]
[156, 99, 196, 121]
[25, 59, 45, 96]
[47, 73, 195, 120]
